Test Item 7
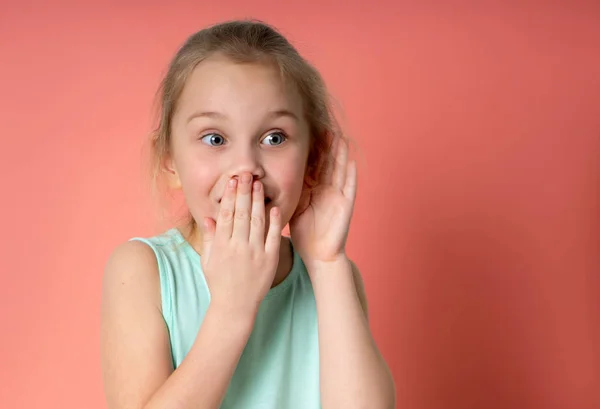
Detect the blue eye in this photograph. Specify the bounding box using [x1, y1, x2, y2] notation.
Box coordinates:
[200, 133, 226, 146]
[262, 132, 286, 146]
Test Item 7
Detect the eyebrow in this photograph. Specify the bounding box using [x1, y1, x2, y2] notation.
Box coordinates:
[186, 109, 300, 123]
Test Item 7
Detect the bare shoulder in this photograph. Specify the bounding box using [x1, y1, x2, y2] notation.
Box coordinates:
[104, 239, 157, 276]
[349, 259, 369, 319]
[101, 239, 173, 409]
[102, 239, 161, 309]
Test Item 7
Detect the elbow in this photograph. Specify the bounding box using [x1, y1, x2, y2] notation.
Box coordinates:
[370, 370, 397, 409]
[349, 377, 397, 409]
[388, 373, 397, 408]
[375, 384, 397, 409]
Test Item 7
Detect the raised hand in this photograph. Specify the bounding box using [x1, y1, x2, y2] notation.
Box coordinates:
[200, 173, 282, 316]
[289, 137, 357, 271]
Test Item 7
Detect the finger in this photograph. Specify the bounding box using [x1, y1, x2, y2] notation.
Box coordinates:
[332, 137, 348, 191]
[343, 160, 358, 203]
[264, 206, 282, 256]
[249, 180, 266, 247]
[216, 178, 237, 239]
[201, 217, 216, 263]
[231, 172, 253, 241]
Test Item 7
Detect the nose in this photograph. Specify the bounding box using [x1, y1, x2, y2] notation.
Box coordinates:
[227, 146, 265, 181]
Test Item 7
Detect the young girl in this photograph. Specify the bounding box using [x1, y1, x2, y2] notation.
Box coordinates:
[100, 20, 395, 409]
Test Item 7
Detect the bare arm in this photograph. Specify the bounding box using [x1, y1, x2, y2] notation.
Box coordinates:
[101, 174, 281, 409]
[309, 257, 396, 409]
[100, 240, 255, 409]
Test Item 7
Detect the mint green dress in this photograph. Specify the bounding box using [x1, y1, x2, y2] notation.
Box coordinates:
[131, 228, 321, 408]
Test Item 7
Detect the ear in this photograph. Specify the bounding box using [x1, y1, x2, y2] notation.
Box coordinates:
[161, 155, 182, 190]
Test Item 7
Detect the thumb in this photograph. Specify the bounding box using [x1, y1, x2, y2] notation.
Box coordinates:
[201, 217, 216, 264]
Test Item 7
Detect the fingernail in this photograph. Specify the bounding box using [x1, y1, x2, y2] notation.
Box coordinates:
[253, 181, 261, 191]
[241, 174, 252, 183]
[229, 179, 237, 188]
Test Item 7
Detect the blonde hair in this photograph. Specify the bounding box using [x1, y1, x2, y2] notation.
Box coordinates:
[149, 19, 348, 237]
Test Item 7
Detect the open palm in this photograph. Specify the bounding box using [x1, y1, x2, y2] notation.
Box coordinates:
[289, 138, 357, 266]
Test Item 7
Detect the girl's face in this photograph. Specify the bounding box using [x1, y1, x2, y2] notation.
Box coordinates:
[168, 54, 311, 233]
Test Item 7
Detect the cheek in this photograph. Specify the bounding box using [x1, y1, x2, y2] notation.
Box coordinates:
[177, 155, 219, 204]
[180, 158, 212, 188]
[274, 157, 308, 205]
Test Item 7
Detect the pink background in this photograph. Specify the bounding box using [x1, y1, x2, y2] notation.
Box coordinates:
[1, 1, 599, 408]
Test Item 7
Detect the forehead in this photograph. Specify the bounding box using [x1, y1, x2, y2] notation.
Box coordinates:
[176, 54, 304, 120]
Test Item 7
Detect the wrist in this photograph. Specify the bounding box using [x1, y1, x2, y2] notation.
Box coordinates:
[207, 299, 258, 332]
[305, 254, 351, 276]
[307, 255, 363, 313]
[306, 255, 355, 296]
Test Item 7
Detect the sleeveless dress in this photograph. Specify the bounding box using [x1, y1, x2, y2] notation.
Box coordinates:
[131, 228, 321, 408]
